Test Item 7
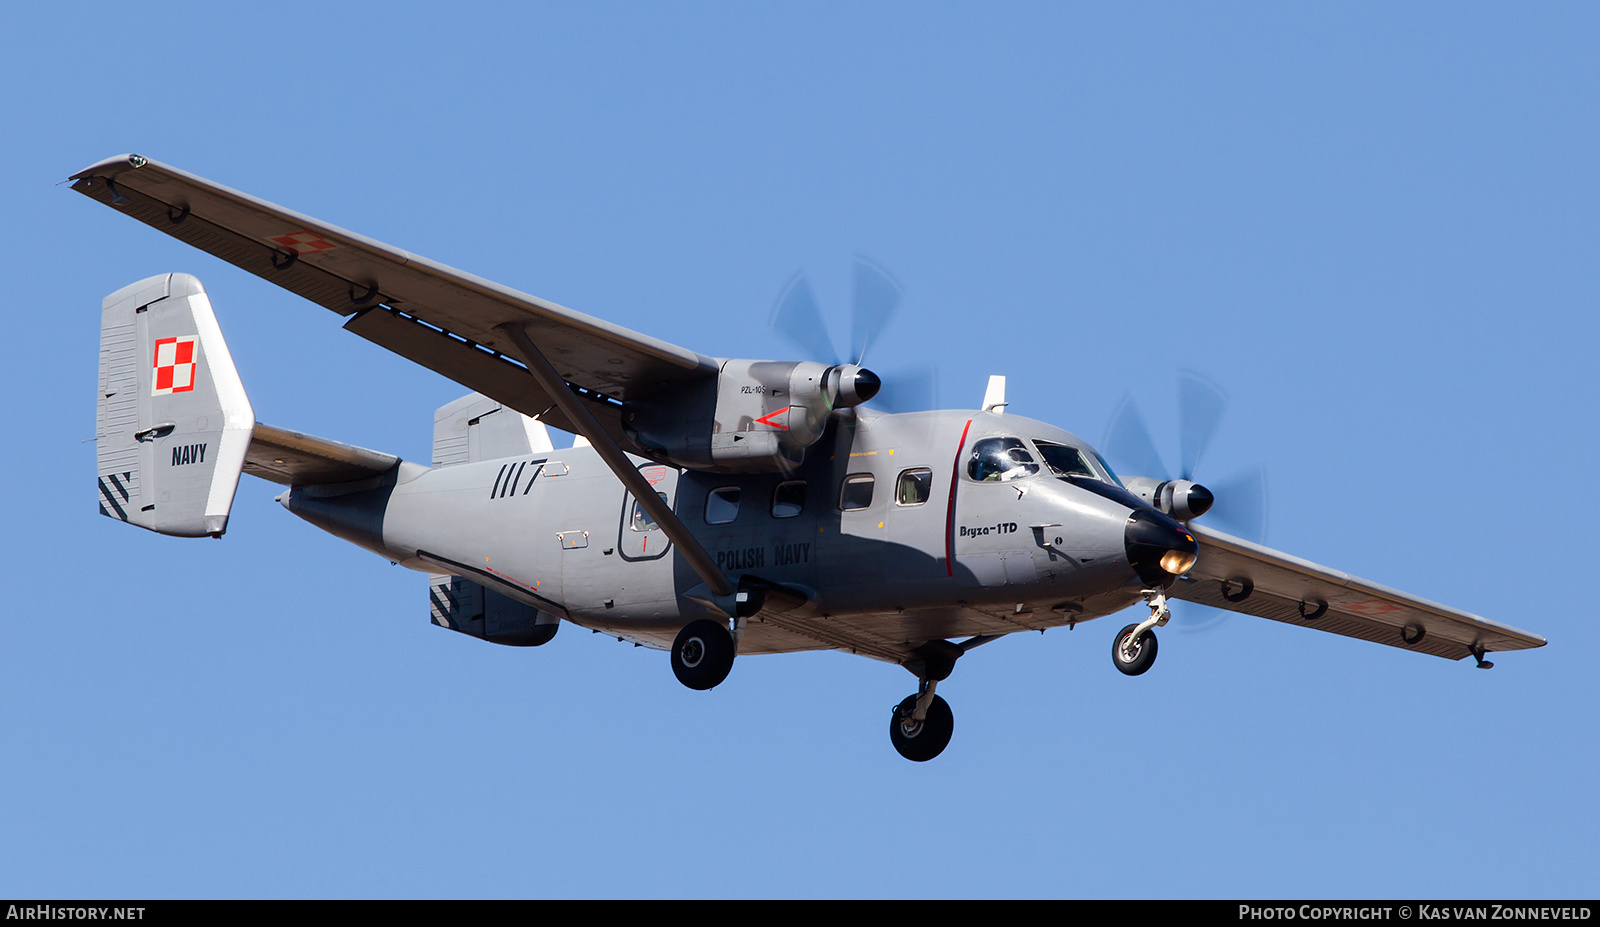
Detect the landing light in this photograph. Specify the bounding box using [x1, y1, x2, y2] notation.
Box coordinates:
[1161, 549, 1198, 575]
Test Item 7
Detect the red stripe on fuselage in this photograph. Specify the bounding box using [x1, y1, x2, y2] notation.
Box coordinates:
[945, 418, 973, 576]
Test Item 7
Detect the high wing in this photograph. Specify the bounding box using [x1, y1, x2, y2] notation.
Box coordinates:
[1171, 524, 1546, 660]
[69, 155, 719, 443]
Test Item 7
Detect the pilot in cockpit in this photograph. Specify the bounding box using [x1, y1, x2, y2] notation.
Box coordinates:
[969, 437, 1041, 482]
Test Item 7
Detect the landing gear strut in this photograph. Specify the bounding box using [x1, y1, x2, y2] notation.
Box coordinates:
[889, 679, 954, 762]
[671, 618, 736, 690]
[1112, 590, 1170, 676]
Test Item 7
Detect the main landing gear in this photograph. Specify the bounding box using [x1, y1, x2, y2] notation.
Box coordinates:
[888, 638, 972, 762]
[1112, 589, 1171, 677]
[890, 682, 954, 762]
[671, 618, 736, 690]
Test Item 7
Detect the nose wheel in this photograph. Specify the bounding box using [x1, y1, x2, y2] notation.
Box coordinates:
[671, 618, 736, 690]
[889, 682, 954, 762]
[1112, 623, 1159, 675]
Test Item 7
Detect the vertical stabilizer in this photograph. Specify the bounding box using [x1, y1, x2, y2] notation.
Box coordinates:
[96, 274, 254, 537]
[431, 392, 553, 467]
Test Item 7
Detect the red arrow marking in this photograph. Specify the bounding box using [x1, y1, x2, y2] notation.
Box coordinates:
[755, 407, 791, 430]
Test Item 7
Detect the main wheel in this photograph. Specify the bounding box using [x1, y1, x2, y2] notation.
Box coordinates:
[889, 694, 954, 762]
[671, 619, 735, 690]
[1112, 623, 1158, 676]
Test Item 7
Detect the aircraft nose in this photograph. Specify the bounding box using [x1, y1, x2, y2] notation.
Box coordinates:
[1124, 508, 1199, 586]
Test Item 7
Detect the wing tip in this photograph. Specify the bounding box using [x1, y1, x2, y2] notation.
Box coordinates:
[69, 153, 150, 182]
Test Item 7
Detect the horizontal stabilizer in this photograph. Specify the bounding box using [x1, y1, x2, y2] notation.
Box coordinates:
[244, 423, 399, 485]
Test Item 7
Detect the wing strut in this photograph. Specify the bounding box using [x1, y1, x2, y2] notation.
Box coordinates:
[495, 322, 735, 598]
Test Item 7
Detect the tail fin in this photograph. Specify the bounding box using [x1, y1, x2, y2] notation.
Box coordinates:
[96, 273, 254, 537]
[432, 391, 554, 467]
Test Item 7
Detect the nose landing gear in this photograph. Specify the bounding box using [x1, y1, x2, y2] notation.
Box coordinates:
[1112, 590, 1170, 676]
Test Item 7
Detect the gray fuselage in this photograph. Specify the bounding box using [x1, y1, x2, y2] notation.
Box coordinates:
[285, 408, 1161, 657]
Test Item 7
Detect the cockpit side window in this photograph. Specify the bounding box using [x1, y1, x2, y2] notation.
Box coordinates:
[966, 437, 1040, 482]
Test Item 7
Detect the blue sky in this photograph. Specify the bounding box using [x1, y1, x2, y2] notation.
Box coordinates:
[2, 2, 1596, 898]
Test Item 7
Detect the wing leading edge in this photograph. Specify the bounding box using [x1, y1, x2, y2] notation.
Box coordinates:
[1171, 524, 1546, 660]
[69, 155, 719, 437]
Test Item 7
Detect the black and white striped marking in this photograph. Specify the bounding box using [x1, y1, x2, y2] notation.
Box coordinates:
[97, 471, 132, 521]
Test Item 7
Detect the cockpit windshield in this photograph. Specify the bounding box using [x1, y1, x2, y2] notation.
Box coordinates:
[1035, 439, 1120, 485]
[1091, 451, 1122, 486]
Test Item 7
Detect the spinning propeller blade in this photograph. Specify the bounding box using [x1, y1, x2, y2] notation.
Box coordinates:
[1177, 371, 1228, 481]
[870, 362, 938, 414]
[850, 256, 903, 366]
[1104, 396, 1169, 483]
[770, 271, 841, 366]
[769, 257, 934, 412]
[1206, 465, 1268, 543]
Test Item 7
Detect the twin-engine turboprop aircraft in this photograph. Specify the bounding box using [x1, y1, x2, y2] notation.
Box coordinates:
[72, 154, 1546, 761]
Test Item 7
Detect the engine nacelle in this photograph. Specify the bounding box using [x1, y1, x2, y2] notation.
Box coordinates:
[623, 359, 879, 473]
[1121, 477, 1215, 521]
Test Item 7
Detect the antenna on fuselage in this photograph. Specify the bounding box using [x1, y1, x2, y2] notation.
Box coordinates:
[981, 375, 1008, 414]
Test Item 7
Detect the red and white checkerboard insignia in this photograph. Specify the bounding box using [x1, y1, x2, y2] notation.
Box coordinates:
[268, 230, 338, 254]
[152, 336, 198, 396]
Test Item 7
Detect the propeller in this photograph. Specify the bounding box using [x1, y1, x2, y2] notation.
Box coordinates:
[770, 257, 938, 413]
[1103, 371, 1269, 633]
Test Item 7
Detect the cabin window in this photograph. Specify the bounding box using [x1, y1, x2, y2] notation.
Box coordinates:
[966, 437, 1040, 482]
[896, 468, 933, 506]
[705, 487, 741, 524]
[839, 473, 875, 511]
[772, 481, 807, 518]
[630, 493, 667, 532]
